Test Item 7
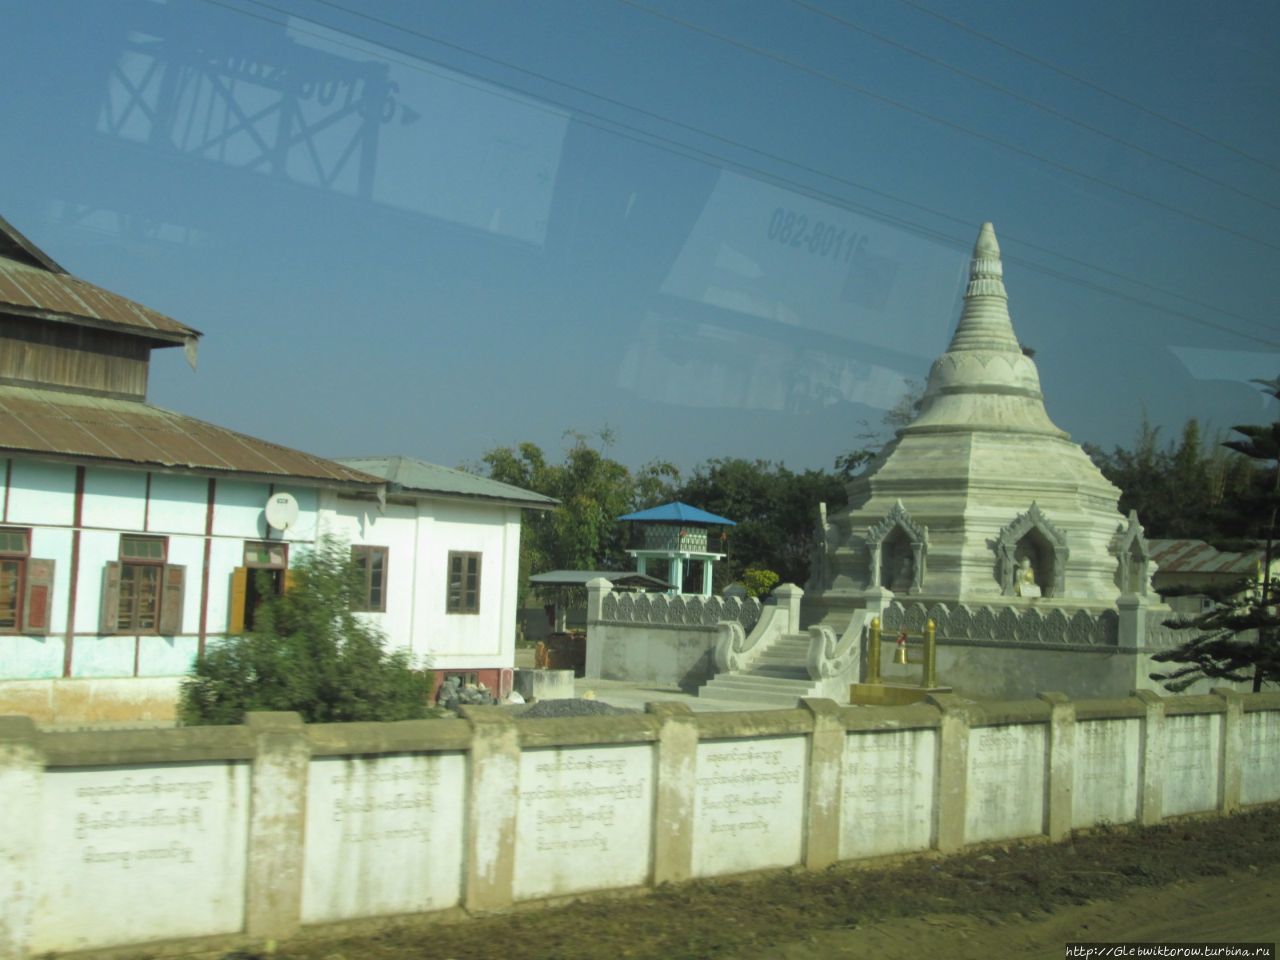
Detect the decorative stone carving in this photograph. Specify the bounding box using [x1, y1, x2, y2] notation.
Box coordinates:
[1043, 608, 1070, 644]
[864, 500, 929, 594]
[878, 597, 1120, 648]
[805, 623, 856, 680]
[1068, 609, 1095, 645]
[617, 593, 635, 622]
[881, 602, 904, 632]
[596, 591, 761, 632]
[1016, 606, 1043, 643]
[927, 603, 949, 637]
[1113, 510, 1152, 596]
[808, 501, 840, 591]
[994, 502, 1069, 597]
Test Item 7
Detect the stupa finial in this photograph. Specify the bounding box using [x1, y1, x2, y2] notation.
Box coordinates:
[946, 221, 1020, 353]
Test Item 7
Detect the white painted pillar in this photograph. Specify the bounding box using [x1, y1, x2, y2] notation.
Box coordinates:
[636, 556, 647, 577]
[701, 558, 713, 596]
[671, 556, 683, 595]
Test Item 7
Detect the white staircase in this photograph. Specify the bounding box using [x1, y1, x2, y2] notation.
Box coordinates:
[699, 632, 825, 706]
[698, 587, 866, 707]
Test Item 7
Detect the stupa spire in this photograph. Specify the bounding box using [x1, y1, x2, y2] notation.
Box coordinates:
[946, 222, 1021, 353]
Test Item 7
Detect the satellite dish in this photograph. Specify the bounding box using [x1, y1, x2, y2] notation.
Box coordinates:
[265, 492, 299, 532]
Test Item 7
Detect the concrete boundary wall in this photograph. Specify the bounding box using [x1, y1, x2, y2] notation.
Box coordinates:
[2, 690, 1279, 959]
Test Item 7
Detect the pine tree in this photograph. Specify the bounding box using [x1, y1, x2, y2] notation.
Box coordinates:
[1151, 379, 1280, 692]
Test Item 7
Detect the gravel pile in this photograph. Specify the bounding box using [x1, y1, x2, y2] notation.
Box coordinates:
[521, 698, 637, 718]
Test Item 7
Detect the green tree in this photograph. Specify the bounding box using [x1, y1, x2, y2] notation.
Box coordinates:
[1085, 417, 1263, 540]
[482, 430, 678, 580]
[1151, 379, 1280, 692]
[669, 458, 846, 587]
[179, 536, 431, 725]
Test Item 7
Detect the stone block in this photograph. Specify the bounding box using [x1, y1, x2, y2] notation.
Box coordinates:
[514, 668, 575, 702]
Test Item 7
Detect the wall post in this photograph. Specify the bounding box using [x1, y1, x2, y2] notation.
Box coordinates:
[0, 717, 41, 960]
[461, 706, 520, 912]
[927, 693, 971, 853]
[1038, 692, 1076, 841]
[584, 578, 611, 679]
[648, 702, 698, 884]
[1212, 688, 1244, 814]
[773, 583, 803, 632]
[244, 712, 310, 943]
[801, 698, 845, 869]
[1131, 690, 1165, 826]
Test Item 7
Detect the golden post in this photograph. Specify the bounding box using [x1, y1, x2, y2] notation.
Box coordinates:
[867, 617, 882, 684]
[922, 618, 937, 689]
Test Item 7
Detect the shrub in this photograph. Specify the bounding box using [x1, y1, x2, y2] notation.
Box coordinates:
[739, 567, 780, 599]
[179, 535, 432, 724]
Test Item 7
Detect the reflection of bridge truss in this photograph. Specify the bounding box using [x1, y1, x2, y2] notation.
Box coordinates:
[97, 15, 399, 199]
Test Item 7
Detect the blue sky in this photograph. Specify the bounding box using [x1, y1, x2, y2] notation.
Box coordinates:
[2, 0, 1277, 474]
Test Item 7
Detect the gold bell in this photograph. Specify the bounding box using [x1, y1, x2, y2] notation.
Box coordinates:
[893, 632, 909, 665]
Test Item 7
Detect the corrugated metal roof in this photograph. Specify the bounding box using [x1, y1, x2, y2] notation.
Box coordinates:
[617, 501, 736, 525]
[336, 455, 557, 508]
[0, 384, 381, 487]
[0, 215, 197, 342]
[1148, 539, 1262, 576]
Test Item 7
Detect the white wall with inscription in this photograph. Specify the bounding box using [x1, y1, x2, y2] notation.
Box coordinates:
[302, 753, 466, 923]
[514, 744, 655, 900]
[1162, 714, 1221, 817]
[30, 763, 251, 954]
[1072, 719, 1140, 828]
[841, 729, 935, 859]
[965, 725, 1046, 844]
[1242, 710, 1280, 807]
[691, 737, 806, 878]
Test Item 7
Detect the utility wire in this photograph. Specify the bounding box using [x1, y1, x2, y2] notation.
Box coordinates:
[895, 0, 1280, 177]
[616, 0, 1280, 254]
[195, 0, 1280, 346]
[291, 0, 1280, 337]
[790, 0, 1280, 212]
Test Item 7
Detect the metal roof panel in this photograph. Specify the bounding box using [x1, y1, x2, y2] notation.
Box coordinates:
[0, 385, 381, 486]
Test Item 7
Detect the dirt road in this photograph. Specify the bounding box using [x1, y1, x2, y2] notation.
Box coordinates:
[748, 865, 1279, 960]
[272, 807, 1280, 960]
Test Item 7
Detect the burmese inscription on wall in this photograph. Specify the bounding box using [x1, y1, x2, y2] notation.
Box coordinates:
[692, 737, 806, 877]
[841, 729, 935, 859]
[33, 762, 250, 953]
[1162, 714, 1219, 817]
[965, 724, 1046, 843]
[302, 753, 466, 923]
[1242, 711, 1280, 807]
[1072, 719, 1139, 827]
[514, 744, 654, 900]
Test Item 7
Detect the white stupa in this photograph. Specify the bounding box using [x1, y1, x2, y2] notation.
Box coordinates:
[808, 222, 1154, 633]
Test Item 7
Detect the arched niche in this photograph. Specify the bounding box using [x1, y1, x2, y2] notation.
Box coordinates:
[865, 500, 928, 594]
[1113, 510, 1151, 596]
[995, 502, 1069, 598]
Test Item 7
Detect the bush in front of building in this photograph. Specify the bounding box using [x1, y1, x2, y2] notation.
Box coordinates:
[179, 536, 432, 725]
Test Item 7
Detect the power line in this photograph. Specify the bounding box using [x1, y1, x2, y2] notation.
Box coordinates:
[790, 0, 1280, 212]
[288, 0, 1280, 337]
[895, 0, 1280, 177]
[193, 0, 1280, 346]
[616, 0, 1280, 254]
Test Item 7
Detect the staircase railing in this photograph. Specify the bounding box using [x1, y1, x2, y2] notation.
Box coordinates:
[714, 604, 781, 673]
[806, 610, 868, 681]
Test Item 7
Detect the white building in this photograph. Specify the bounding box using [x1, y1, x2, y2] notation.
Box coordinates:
[0, 215, 551, 723]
